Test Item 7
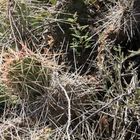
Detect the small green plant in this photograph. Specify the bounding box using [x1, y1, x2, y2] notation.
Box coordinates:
[0, 84, 18, 112]
[70, 23, 93, 55]
[5, 54, 52, 101]
[49, 0, 57, 5]
[0, 84, 9, 107]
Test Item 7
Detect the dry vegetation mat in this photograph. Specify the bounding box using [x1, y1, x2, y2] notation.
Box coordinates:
[0, 0, 140, 140]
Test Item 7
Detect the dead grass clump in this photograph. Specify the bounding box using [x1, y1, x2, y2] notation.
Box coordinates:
[0, 46, 108, 139]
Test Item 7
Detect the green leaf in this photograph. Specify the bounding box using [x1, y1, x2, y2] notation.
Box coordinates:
[67, 18, 75, 23]
[50, 0, 57, 5]
[71, 34, 81, 39]
[85, 35, 93, 42]
[79, 25, 89, 31]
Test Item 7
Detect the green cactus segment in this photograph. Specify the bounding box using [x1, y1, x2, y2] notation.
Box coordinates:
[8, 56, 52, 100]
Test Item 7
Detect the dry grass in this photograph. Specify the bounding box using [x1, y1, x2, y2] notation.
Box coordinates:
[0, 0, 140, 140]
